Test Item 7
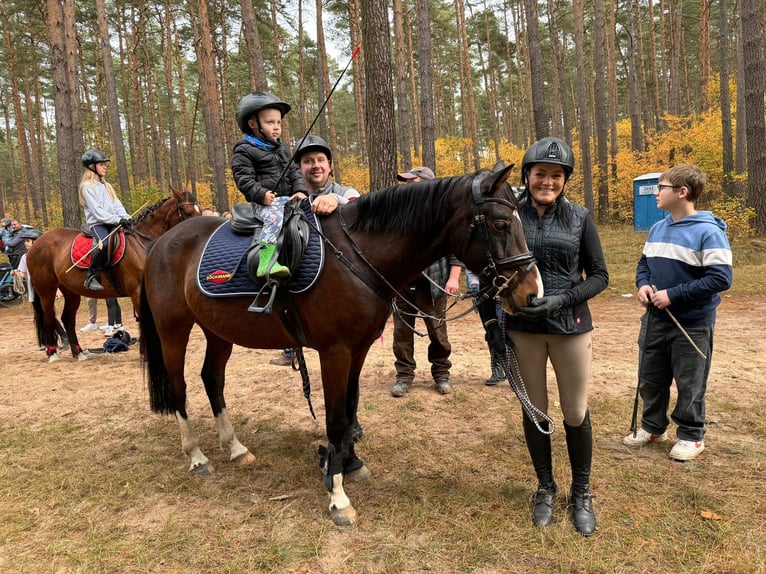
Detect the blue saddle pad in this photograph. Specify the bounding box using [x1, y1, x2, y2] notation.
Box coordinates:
[196, 201, 324, 297]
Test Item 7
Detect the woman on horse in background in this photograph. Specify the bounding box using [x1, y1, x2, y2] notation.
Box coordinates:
[482, 137, 609, 536]
[79, 149, 132, 291]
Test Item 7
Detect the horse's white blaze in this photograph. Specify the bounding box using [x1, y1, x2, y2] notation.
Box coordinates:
[534, 266, 544, 298]
[328, 473, 350, 511]
[177, 413, 209, 470]
[215, 408, 250, 461]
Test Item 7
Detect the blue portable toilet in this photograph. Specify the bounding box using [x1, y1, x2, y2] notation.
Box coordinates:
[633, 172, 666, 231]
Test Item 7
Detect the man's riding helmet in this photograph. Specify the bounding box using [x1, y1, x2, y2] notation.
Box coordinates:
[82, 149, 110, 169]
[236, 91, 291, 134]
[521, 137, 575, 185]
[294, 135, 332, 164]
[20, 228, 43, 241]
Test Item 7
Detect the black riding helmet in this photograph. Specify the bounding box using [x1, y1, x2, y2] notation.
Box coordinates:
[293, 135, 332, 164]
[82, 149, 110, 170]
[236, 91, 291, 136]
[521, 137, 575, 185]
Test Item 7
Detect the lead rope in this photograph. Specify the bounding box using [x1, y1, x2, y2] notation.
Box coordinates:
[497, 311, 555, 435]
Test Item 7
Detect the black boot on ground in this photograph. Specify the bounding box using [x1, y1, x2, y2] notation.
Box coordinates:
[565, 411, 597, 536]
[485, 352, 505, 386]
[523, 415, 556, 527]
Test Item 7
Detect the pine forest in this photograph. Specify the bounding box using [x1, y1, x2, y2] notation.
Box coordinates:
[0, 0, 764, 235]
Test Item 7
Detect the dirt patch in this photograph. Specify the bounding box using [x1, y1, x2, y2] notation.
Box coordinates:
[2, 293, 761, 438]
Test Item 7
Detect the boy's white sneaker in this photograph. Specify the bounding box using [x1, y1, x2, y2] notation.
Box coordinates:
[80, 323, 99, 332]
[623, 428, 669, 447]
[669, 440, 705, 461]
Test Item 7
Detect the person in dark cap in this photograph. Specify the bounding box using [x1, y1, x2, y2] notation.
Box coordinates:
[396, 166, 435, 181]
[390, 166, 462, 397]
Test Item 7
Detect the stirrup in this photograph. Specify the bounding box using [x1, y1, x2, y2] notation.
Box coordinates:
[248, 279, 280, 314]
[84, 275, 104, 291]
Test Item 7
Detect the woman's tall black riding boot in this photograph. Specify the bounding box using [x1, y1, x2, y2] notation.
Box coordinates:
[84, 247, 105, 291]
[564, 410, 597, 536]
[523, 415, 557, 527]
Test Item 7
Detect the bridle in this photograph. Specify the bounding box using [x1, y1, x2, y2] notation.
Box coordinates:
[467, 173, 537, 313]
[128, 195, 198, 242]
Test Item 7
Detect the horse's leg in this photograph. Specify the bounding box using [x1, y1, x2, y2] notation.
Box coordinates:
[59, 292, 85, 359]
[160, 324, 214, 475]
[343, 353, 372, 483]
[199, 329, 256, 466]
[34, 289, 62, 363]
[318, 346, 362, 526]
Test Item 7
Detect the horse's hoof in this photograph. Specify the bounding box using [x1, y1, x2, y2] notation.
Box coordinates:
[330, 504, 357, 526]
[232, 451, 256, 467]
[192, 463, 215, 476]
[345, 465, 372, 483]
[48, 354, 59, 364]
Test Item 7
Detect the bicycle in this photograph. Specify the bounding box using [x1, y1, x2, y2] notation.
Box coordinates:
[0, 262, 24, 307]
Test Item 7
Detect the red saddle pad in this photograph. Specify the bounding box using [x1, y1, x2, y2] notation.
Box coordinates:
[70, 230, 127, 269]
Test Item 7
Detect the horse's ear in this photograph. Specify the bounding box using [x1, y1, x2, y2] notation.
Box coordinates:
[484, 163, 515, 194]
[491, 160, 506, 172]
[170, 185, 183, 201]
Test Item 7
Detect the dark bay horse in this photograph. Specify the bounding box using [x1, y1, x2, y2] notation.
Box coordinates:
[140, 166, 542, 525]
[27, 187, 199, 362]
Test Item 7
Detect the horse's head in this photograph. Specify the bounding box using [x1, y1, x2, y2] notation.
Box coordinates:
[132, 187, 200, 238]
[456, 165, 542, 314]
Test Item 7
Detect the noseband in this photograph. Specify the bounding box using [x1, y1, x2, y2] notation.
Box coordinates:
[468, 173, 536, 311]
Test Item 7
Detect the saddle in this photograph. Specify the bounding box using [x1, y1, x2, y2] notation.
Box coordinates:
[230, 201, 312, 284]
[71, 227, 126, 269]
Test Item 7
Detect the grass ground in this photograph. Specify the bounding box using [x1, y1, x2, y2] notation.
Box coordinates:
[0, 224, 764, 573]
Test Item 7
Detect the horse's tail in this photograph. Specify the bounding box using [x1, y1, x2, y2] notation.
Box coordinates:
[139, 277, 175, 415]
[31, 296, 46, 347]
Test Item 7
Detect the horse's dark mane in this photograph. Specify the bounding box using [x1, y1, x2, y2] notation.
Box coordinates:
[348, 175, 471, 233]
[134, 197, 167, 223]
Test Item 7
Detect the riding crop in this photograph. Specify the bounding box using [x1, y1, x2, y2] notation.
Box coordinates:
[273, 45, 360, 191]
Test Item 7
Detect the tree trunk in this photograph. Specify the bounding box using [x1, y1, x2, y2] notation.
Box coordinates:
[404, 5, 421, 157]
[348, 0, 367, 160]
[415, 0, 436, 172]
[193, 0, 228, 212]
[699, 0, 711, 110]
[455, 0, 480, 170]
[393, 0, 412, 171]
[522, 0, 549, 139]
[607, 0, 619, 179]
[269, 0, 289, 144]
[593, 0, 610, 222]
[741, 0, 766, 233]
[1, 2, 35, 221]
[573, 0, 594, 212]
[647, 0, 662, 131]
[95, 0, 131, 200]
[546, 0, 571, 141]
[719, 0, 734, 197]
[46, 0, 82, 228]
[241, 0, 268, 91]
[361, 0, 397, 190]
[625, 0, 643, 152]
[481, 1, 501, 162]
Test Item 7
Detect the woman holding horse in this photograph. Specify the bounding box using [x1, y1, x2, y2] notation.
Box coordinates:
[79, 149, 132, 291]
[484, 137, 609, 536]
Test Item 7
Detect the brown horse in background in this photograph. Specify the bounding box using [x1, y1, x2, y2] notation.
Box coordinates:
[27, 187, 199, 362]
[139, 166, 542, 526]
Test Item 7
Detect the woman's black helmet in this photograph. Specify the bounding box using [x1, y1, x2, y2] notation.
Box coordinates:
[82, 149, 110, 168]
[236, 92, 291, 134]
[294, 135, 332, 164]
[521, 137, 575, 184]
